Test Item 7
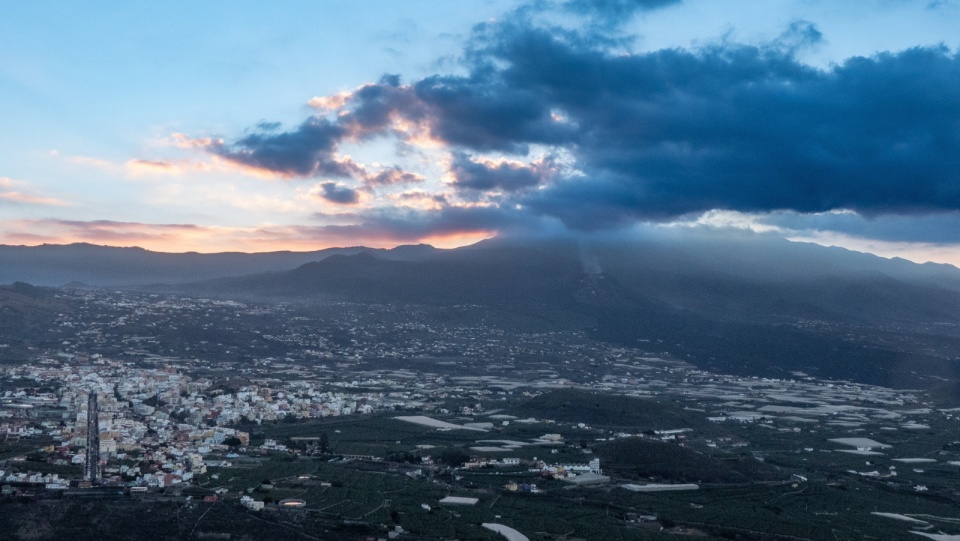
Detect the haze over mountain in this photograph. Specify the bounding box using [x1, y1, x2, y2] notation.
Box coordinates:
[127, 232, 958, 328]
[5, 233, 960, 328]
[0, 243, 440, 287]
[169, 233, 960, 389]
[4, 234, 960, 389]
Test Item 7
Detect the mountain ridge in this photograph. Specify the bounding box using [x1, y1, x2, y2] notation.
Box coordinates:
[0, 242, 443, 286]
[5, 236, 960, 388]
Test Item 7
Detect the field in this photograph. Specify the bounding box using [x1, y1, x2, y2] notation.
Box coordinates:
[177, 391, 960, 540]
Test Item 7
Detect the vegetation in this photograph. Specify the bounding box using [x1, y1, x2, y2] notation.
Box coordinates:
[594, 437, 781, 483]
[511, 388, 720, 433]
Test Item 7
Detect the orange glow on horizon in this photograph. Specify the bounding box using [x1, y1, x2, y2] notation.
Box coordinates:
[418, 230, 494, 249]
[0, 220, 493, 254]
[0, 234, 489, 254]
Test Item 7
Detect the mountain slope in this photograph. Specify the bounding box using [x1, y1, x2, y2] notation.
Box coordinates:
[175, 236, 960, 388]
[7, 235, 960, 388]
[0, 243, 440, 286]
[183, 234, 960, 330]
[0, 282, 66, 360]
[185, 249, 583, 306]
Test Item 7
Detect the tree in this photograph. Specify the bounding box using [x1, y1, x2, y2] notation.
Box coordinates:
[437, 448, 470, 467]
[223, 436, 242, 447]
[319, 432, 329, 453]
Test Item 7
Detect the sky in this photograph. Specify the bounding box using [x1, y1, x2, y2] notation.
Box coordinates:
[2, 0, 960, 265]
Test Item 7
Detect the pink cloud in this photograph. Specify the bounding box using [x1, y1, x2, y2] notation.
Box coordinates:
[124, 158, 226, 178]
[0, 212, 497, 253]
[307, 92, 351, 111]
[167, 133, 224, 150]
[0, 191, 71, 206]
[0, 177, 71, 207]
[69, 155, 117, 170]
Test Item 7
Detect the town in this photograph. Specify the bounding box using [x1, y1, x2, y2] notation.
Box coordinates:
[3, 289, 960, 540]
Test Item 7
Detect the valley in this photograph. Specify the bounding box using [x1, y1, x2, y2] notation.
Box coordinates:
[3, 285, 960, 540]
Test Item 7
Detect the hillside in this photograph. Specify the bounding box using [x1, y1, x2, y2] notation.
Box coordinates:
[0, 243, 440, 286]
[153, 235, 960, 388]
[176, 235, 960, 330]
[6, 234, 960, 388]
[0, 283, 66, 360]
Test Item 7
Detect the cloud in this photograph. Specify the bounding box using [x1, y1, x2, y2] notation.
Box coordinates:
[210, 117, 362, 178]
[50, 219, 201, 236]
[0, 219, 203, 247]
[563, 0, 682, 25]
[777, 20, 824, 53]
[448, 153, 555, 192]
[0, 192, 71, 207]
[389, 190, 449, 210]
[179, 13, 960, 251]
[0, 177, 71, 207]
[0, 218, 369, 252]
[406, 76, 574, 153]
[450, 26, 960, 225]
[310, 203, 541, 242]
[307, 92, 351, 111]
[363, 167, 425, 186]
[236, 24, 960, 220]
[186, 81, 435, 181]
[313, 181, 362, 205]
[124, 159, 219, 177]
[758, 210, 960, 245]
[168, 133, 224, 150]
[0, 192, 69, 207]
[69, 155, 116, 170]
[0, 208, 523, 253]
[671, 208, 960, 267]
[126, 159, 178, 174]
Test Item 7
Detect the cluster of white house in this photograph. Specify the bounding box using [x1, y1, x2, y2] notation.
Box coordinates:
[0, 359, 401, 487]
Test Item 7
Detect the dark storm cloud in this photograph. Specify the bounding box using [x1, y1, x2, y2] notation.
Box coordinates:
[341, 75, 418, 135]
[208, 14, 960, 236]
[521, 176, 648, 230]
[361, 205, 529, 237]
[310, 204, 544, 241]
[409, 74, 576, 153]
[444, 25, 960, 225]
[212, 117, 359, 178]
[316, 182, 361, 205]
[449, 152, 551, 192]
[563, 0, 682, 21]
